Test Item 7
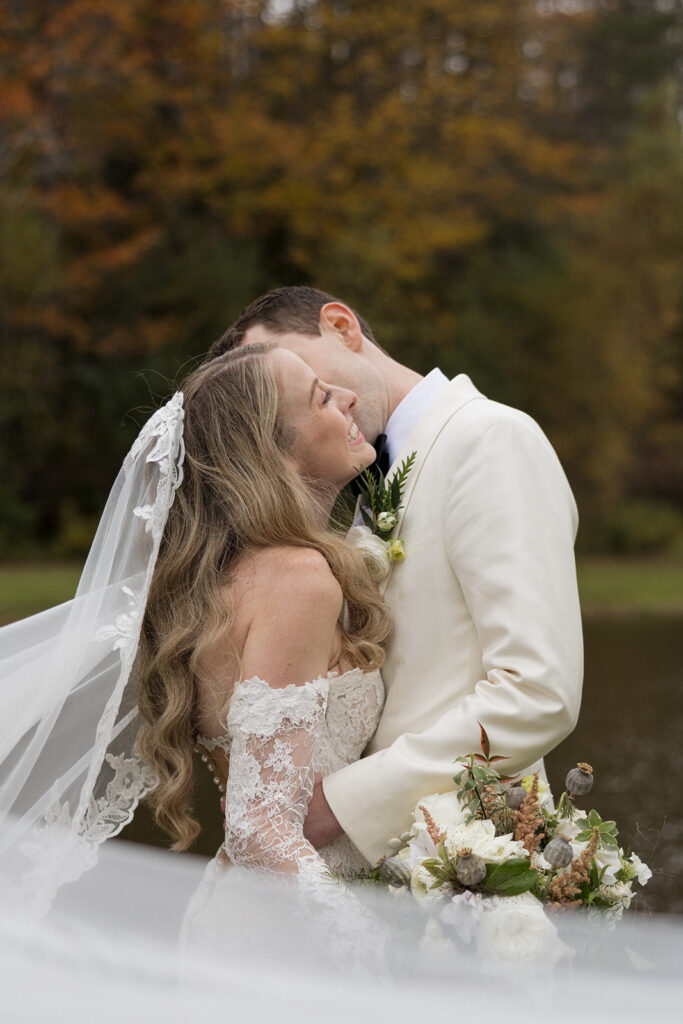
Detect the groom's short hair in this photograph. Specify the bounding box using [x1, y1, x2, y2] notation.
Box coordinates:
[206, 286, 376, 362]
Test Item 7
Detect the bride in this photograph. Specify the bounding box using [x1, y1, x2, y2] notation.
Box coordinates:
[0, 341, 390, 917]
[136, 341, 390, 881]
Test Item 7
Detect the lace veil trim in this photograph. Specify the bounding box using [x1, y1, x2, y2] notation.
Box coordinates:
[0, 393, 185, 919]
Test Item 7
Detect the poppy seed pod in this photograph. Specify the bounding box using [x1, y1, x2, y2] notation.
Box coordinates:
[506, 784, 527, 810]
[543, 836, 574, 869]
[565, 762, 594, 796]
[455, 849, 487, 887]
[379, 856, 411, 887]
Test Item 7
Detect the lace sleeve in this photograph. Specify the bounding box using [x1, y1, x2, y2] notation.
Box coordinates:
[223, 676, 330, 879]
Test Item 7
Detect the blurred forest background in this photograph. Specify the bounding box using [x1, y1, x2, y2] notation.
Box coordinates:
[1, 0, 683, 564]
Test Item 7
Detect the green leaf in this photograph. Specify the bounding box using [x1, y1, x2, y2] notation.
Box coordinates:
[437, 838, 456, 873]
[422, 859, 453, 885]
[484, 860, 539, 897]
[390, 475, 401, 508]
[360, 506, 375, 531]
[484, 859, 533, 885]
[423, 860, 445, 879]
[495, 871, 539, 897]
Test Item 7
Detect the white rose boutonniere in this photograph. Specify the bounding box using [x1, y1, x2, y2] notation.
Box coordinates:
[355, 451, 416, 564]
[346, 526, 392, 582]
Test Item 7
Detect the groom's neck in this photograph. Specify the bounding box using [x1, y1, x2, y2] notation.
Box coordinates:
[383, 360, 424, 425]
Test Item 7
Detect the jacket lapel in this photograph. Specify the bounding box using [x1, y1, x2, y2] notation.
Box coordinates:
[379, 374, 485, 594]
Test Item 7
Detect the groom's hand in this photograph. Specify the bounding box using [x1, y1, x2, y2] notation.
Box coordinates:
[304, 774, 343, 848]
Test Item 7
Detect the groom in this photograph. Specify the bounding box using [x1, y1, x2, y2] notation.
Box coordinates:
[207, 287, 583, 866]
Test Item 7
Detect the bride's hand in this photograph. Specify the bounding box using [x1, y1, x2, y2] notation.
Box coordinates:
[303, 774, 343, 849]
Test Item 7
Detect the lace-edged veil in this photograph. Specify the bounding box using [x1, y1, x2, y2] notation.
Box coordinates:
[0, 393, 186, 919]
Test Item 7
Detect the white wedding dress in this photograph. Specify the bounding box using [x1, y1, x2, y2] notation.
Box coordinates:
[181, 665, 384, 951]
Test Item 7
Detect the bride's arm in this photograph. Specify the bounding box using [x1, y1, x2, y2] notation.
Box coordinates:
[222, 548, 342, 877]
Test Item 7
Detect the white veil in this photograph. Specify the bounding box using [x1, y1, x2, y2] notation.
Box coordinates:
[0, 392, 185, 918]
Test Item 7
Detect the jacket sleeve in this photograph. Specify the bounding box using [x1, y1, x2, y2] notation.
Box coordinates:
[323, 408, 583, 865]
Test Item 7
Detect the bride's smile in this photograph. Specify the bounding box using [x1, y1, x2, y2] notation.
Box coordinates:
[272, 348, 376, 489]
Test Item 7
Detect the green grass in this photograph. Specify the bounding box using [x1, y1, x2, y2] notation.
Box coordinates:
[0, 563, 83, 625]
[0, 555, 682, 625]
[577, 555, 683, 616]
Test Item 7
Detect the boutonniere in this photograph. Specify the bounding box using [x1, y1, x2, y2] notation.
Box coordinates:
[348, 452, 416, 581]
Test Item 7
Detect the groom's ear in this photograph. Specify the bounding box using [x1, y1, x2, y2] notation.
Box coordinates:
[319, 302, 364, 352]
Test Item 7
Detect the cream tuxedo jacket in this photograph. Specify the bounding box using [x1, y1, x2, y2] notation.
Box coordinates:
[323, 375, 583, 865]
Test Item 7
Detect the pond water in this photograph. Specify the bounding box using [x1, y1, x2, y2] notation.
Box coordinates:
[122, 616, 683, 915]
[546, 616, 683, 916]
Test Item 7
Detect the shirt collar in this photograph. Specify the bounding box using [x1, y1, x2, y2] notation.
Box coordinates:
[384, 368, 449, 466]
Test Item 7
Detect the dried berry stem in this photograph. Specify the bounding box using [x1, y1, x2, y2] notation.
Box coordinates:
[419, 804, 444, 846]
[513, 772, 544, 856]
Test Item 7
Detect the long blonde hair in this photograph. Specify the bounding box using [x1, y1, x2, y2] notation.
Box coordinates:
[136, 344, 391, 850]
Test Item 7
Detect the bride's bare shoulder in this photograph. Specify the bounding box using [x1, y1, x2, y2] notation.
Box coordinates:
[231, 546, 343, 688]
[233, 545, 342, 619]
[196, 547, 342, 718]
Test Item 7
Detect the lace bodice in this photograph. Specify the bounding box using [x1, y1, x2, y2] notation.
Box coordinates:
[195, 667, 384, 878]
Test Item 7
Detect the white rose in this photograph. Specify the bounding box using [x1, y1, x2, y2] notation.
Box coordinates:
[476, 832, 529, 865]
[375, 511, 397, 533]
[443, 818, 496, 861]
[346, 525, 391, 581]
[629, 853, 652, 886]
[412, 791, 468, 834]
[444, 820, 528, 865]
[475, 893, 568, 970]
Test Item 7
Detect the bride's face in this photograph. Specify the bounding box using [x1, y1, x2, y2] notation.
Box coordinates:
[272, 349, 376, 489]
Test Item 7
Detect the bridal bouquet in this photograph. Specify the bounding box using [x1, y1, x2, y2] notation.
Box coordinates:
[372, 726, 651, 968]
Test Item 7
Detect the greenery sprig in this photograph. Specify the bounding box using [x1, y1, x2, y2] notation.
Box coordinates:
[357, 451, 416, 540]
[453, 722, 516, 830]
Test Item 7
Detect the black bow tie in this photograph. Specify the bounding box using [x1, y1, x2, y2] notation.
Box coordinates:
[350, 432, 390, 497]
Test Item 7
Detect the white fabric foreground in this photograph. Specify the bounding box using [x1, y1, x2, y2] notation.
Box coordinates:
[1, 835, 681, 1024]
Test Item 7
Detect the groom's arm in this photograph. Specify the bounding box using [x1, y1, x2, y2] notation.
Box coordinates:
[317, 406, 583, 864]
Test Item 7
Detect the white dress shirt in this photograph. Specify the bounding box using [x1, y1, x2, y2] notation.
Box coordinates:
[384, 369, 449, 466]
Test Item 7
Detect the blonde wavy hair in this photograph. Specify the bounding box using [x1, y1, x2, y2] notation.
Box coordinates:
[135, 343, 392, 850]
